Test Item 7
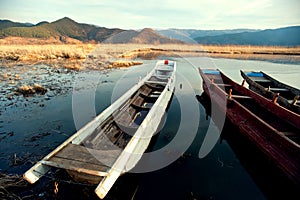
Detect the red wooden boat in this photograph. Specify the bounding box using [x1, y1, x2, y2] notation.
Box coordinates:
[199, 68, 300, 185]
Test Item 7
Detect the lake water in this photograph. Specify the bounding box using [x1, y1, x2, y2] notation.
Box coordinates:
[0, 57, 299, 199]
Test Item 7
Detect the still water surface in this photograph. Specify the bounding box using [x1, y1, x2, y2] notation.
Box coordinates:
[0, 57, 299, 199]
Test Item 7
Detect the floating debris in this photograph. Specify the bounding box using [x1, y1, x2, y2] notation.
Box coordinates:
[33, 83, 47, 94]
[110, 60, 143, 68]
[16, 85, 35, 95]
[0, 173, 28, 200]
[16, 83, 47, 96]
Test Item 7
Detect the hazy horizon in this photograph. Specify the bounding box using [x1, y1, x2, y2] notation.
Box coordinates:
[1, 16, 300, 31]
[0, 0, 300, 30]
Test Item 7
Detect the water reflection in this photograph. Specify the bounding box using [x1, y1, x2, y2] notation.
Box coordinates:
[1, 57, 299, 199]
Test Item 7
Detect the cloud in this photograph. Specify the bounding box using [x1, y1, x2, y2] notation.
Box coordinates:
[0, 0, 299, 29]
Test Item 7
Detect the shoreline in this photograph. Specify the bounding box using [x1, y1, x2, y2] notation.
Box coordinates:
[1, 44, 299, 67]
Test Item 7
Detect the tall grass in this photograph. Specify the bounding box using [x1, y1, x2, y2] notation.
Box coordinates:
[0, 44, 96, 61]
[0, 43, 299, 63]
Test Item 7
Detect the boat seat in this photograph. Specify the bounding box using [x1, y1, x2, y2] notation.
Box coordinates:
[145, 83, 164, 90]
[149, 94, 160, 98]
[216, 84, 232, 87]
[44, 144, 121, 177]
[287, 100, 300, 105]
[280, 132, 299, 137]
[266, 88, 289, 92]
[145, 80, 167, 85]
[254, 79, 271, 82]
[231, 95, 252, 99]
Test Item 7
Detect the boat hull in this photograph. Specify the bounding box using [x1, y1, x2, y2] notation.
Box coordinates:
[199, 68, 300, 185]
[23, 60, 176, 199]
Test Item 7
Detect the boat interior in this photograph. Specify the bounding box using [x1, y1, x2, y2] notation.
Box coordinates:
[40, 82, 166, 184]
[83, 83, 165, 151]
[244, 72, 300, 107]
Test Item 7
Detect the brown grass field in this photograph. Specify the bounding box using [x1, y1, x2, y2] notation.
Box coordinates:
[1, 42, 299, 67]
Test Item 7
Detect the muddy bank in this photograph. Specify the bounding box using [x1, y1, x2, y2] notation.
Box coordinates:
[0, 63, 104, 199]
[0, 64, 77, 104]
[0, 60, 145, 199]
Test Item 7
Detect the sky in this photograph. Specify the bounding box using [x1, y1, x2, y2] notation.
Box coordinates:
[0, 0, 299, 30]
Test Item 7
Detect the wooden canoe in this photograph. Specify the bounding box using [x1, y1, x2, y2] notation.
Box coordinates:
[241, 70, 300, 115]
[24, 60, 176, 199]
[199, 68, 300, 185]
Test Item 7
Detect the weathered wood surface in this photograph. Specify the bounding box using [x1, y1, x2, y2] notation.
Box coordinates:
[51, 143, 121, 167]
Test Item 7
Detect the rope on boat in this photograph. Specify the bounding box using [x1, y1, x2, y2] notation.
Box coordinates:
[54, 181, 58, 194]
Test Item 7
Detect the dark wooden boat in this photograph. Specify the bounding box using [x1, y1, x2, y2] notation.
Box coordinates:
[241, 70, 300, 115]
[24, 60, 176, 199]
[199, 68, 300, 185]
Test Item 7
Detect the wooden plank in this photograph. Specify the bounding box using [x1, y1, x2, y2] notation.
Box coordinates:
[216, 84, 232, 87]
[267, 87, 289, 92]
[145, 80, 167, 85]
[42, 159, 108, 177]
[53, 143, 121, 167]
[231, 95, 252, 99]
[254, 79, 272, 83]
[149, 94, 160, 98]
[248, 76, 271, 82]
[280, 132, 299, 137]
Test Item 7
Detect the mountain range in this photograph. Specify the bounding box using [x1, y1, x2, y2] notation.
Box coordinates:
[193, 26, 300, 46]
[0, 17, 124, 42]
[0, 17, 182, 44]
[0, 17, 299, 46]
[156, 28, 260, 44]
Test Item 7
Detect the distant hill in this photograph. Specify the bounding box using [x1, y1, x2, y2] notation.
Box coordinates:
[103, 28, 184, 44]
[103, 30, 139, 43]
[194, 26, 300, 46]
[35, 21, 49, 26]
[157, 29, 259, 43]
[0, 17, 182, 44]
[0, 19, 33, 29]
[0, 17, 124, 42]
[130, 28, 183, 44]
[1, 17, 299, 46]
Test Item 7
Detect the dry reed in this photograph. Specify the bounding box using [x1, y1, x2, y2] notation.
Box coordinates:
[0, 44, 96, 61]
[1, 43, 299, 64]
[0, 173, 27, 200]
